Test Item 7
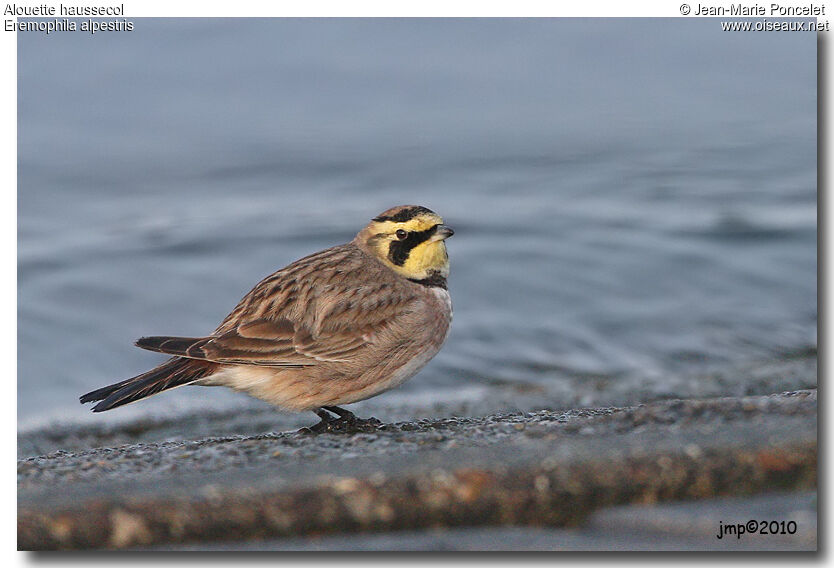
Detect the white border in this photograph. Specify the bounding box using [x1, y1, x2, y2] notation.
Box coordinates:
[7, 2, 824, 564]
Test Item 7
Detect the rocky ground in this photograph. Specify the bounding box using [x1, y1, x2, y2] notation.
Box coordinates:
[18, 388, 816, 551]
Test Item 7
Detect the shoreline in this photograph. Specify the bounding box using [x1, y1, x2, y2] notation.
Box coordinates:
[18, 390, 817, 550]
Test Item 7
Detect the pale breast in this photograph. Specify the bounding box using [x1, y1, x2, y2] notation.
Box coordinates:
[431, 286, 453, 323]
[334, 284, 453, 405]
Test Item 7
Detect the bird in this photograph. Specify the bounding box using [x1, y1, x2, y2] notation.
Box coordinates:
[80, 205, 454, 433]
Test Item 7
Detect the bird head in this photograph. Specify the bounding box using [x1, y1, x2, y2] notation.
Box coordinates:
[356, 205, 454, 282]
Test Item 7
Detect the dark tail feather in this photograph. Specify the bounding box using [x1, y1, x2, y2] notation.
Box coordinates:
[79, 376, 137, 405]
[135, 335, 210, 358]
[79, 357, 215, 412]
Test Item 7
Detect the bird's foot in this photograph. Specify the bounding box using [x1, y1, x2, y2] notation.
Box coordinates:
[297, 406, 382, 435]
[324, 405, 383, 432]
[335, 415, 383, 433]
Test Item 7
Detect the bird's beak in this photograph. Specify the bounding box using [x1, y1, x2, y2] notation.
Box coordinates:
[433, 224, 455, 241]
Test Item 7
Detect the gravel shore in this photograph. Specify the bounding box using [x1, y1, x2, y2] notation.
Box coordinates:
[18, 389, 816, 550]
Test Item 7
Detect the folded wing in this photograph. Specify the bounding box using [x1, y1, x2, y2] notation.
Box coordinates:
[135, 245, 421, 368]
[135, 316, 388, 367]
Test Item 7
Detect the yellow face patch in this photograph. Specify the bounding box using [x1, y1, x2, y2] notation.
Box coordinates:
[364, 212, 451, 280]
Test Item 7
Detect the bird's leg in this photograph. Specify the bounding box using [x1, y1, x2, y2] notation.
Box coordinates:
[322, 406, 357, 421]
[299, 408, 338, 434]
[299, 406, 382, 435]
[323, 406, 382, 430]
[315, 407, 337, 422]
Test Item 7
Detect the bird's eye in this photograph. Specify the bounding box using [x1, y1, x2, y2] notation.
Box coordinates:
[395, 229, 408, 240]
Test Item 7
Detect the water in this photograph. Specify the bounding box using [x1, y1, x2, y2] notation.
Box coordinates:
[18, 19, 817, 431]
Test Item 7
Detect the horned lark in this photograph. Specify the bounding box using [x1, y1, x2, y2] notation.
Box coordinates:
[80, 205, 454, 433]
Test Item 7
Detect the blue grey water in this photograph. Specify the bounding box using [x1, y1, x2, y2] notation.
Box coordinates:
[18, 19, 817, 431]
